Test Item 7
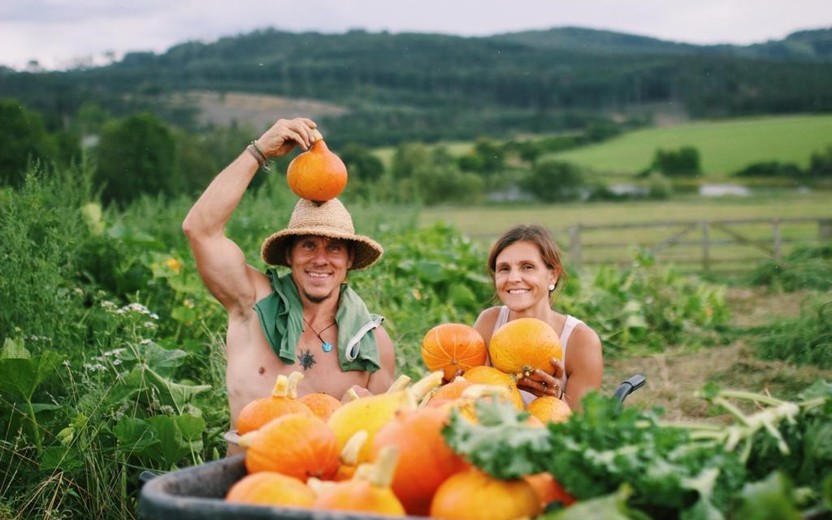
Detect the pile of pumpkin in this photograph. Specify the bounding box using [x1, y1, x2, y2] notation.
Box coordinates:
[225, 318, 574, 519]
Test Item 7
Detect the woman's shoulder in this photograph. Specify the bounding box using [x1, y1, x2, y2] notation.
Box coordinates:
[474, 306, 503, 342]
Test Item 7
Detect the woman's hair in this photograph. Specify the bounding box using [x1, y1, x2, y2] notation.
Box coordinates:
[487, 224, 566, 287]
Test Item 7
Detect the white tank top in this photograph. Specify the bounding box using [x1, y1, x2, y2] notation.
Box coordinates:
[492, 306, 584, 403]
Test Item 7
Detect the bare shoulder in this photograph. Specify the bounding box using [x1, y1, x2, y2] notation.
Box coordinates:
[572, 321, 602, 347]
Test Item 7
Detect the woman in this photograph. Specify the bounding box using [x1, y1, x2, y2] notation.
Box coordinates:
[474, 224, 603, 411]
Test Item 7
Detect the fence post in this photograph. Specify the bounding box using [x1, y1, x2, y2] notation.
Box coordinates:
[820, 219, 832, 242]
[569, 225, 582, 270]
[701, 221, 710, 272]
[772, 218, 782, 262]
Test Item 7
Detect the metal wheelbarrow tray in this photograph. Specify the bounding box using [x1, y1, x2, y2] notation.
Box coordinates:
[139, 375, 646, 519]
[138, 454, 425, 520]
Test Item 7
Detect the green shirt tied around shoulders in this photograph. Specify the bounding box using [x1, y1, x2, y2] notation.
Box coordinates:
[253, 270, 382, 373]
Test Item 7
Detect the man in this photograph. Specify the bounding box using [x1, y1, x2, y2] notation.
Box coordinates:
[182, 117, 395, 437]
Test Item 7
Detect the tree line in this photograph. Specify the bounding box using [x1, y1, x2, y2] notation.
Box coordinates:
[2, 28, 832, 148]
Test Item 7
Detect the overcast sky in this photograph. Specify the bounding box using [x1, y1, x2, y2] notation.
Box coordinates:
[2, 0, 831, 70]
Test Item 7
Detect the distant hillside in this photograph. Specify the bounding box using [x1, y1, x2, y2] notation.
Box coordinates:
[1, 26, 831, 146]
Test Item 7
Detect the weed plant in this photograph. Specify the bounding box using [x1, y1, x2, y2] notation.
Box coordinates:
[755, 295, 832, 369]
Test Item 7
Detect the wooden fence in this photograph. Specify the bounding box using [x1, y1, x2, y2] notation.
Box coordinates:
[557, 217, 832, 273]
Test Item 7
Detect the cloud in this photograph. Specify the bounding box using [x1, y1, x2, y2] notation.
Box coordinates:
[1, 0, 830, 70]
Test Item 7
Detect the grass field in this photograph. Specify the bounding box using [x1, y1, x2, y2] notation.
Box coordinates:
[552, 113, 832, 179]
[420, 191, 832, 273]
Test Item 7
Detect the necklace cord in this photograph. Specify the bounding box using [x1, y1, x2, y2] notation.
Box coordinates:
[303, 317, 337, 347]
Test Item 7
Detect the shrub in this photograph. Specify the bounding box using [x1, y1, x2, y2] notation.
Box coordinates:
[651, 146, 701, 177]
[732, 161, 803, 178]
[745, 244, 832, 291]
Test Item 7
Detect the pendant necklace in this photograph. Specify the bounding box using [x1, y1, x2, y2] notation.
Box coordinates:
[303, 317, 336, 353]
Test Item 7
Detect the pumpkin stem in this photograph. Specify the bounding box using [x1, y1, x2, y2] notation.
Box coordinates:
[386, 374, 412, 393]
[340, 430, 369, 466]
[311, 128, 324, 142]
[368, 446, 399, 488]
[236, 430, 259, 449]
[286, 371, 304, 399]
[307, 477, 336, 496]
[270, 374, 291, 398]
[409, 371, 445, 401]
[397, 389, 419, 413]
[343, 388, 362, 402]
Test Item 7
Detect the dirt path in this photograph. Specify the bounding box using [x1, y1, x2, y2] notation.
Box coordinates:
[601, 287, 829, 423]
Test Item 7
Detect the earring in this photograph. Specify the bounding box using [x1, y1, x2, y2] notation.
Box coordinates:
[548, 283, 556, 291]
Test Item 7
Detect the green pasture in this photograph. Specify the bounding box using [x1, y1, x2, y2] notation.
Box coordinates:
[420, 191, 832, 273]
[552, 114, 832, 178]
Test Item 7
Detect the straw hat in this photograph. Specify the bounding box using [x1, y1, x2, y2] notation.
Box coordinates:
[260, 198, 384, 270]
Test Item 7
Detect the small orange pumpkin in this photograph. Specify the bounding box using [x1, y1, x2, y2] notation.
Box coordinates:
[421, 323, 488, 381]
[240, 413, 340, 482]
[426, 376, 473, 407]
[286, 129, 348, 203]
[429, 467, 542, 520]
[299, 392, 342, 421]
[225, 471, 316, 507]
[489, 317, 562, 378]
[462, 366, 524, 410]
[527, 395, 572, 424]
[235, 371, 311, 435]
[313, 446, 406, 516]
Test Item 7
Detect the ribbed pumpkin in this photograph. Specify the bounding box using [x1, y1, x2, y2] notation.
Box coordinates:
[235, 371, 311, 435]
[313, 446, 406, 516]
[299, 392, 342, 421]
[462, 366, 524, 409]
[239, 413, 340, 481]
[421, 323, 487, 381]
[286, 129, 348, 203]
[326, 371, 443, 465]
[489, 317, 562, 378]
[429, 468, 542, 520]
[527, 395, 572, 424]
[225, 471, 316, 507]
[371, 399, 468, 515]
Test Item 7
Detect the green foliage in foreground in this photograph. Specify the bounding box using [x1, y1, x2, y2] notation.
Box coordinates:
[444, 382, 832, 519]
[0, 164, 819, 519]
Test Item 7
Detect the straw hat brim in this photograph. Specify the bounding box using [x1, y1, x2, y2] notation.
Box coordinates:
[260, 228, 383, 270]
[260, 198, 384, 270]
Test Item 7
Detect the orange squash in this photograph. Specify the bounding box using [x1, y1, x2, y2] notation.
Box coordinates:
[286, 129, 348, 203]
[236, 371, 311, 435]
[489, 317, 563, 378]
[527, 395, 572, 424]
[313, 446, 406, 516]
[426, 376, 473, 407]
[239, 413, 340, 482]
[299, 392, 342, 421]
[462, 365, 524, 410]
[225, 471, 316, 507]
[523, 471, 576, 508]
[372, 401, 468, 516]
[429, 467, 541, 520]
[421, 323, 487, 381]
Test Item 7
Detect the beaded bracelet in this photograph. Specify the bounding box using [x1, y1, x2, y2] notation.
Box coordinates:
[246, 140, 271, 172]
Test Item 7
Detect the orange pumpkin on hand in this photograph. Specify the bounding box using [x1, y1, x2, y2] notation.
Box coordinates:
[421, 323, 488, 381]
[489, 317, 562, 378]
[286, 129, 348, 203]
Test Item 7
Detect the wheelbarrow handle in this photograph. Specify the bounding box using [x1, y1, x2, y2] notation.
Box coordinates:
[612, 373, 646, 404]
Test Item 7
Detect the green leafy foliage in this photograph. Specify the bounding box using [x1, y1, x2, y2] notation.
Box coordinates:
[753, 295, 832, 369]
[444, 384, 832, 518]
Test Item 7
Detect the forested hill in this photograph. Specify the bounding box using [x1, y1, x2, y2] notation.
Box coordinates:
[2, 26, 831, 146]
